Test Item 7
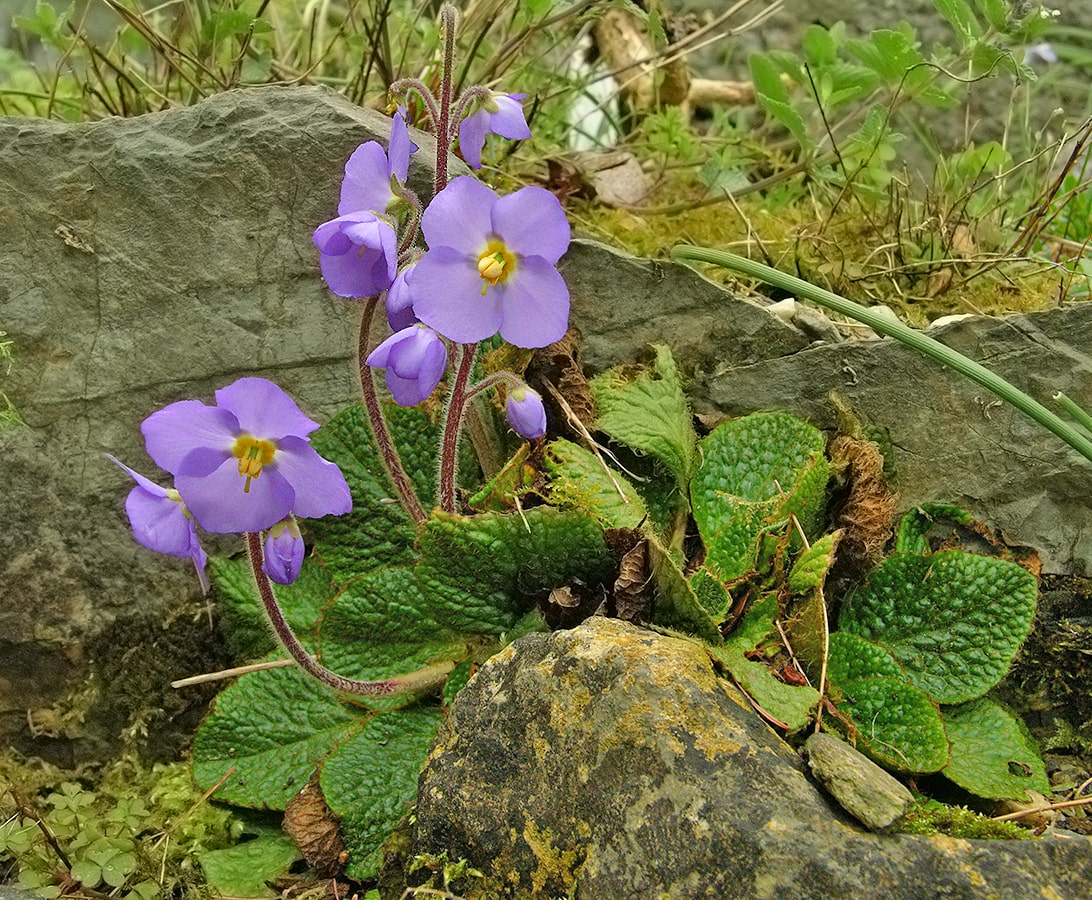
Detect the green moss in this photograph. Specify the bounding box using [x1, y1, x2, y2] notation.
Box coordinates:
[570, 183, 1067, 326]
[892, 799, 1032, 840]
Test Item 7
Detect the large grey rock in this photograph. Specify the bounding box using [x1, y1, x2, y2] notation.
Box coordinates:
[413, 617, 1092, 899]
[0, 85, 455, 758]
[691, 301, 1092, 576]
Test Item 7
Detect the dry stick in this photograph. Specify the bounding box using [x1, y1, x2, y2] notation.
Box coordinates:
[992, 795, 1092, 823]
[245, 532, 453, 695]
[171, 658, 294, 689]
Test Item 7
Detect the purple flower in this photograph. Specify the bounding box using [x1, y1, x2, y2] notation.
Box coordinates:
[410, 177, 570, 348]
[263, 516, 305, 585]
[106, 455, 209, 594]
[386, 264, 418, 331]
[313, 108, 419, 298]
[338, 108, 418, 216]
[140, 378, 352, 534]
[506, 386, 547, 439]
[366, 324, 448, 407]
[459, 92, 531, 169]
[314, 213, 398, 298]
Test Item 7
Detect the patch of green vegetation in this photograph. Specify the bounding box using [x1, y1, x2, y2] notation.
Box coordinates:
[0, 331, 24, 430]
[0, 753, 250, 898]
[892, 799, 1032, 840]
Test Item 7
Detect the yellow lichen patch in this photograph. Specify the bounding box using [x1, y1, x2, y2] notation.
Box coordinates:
[521, 820, 582, 897]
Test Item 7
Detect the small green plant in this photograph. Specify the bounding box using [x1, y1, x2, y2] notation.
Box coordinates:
[0, 757, 257, 898]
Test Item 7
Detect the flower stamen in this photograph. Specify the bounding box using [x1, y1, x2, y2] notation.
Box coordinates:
[233, 435, 277, 493]
[476, 240, 516, 291]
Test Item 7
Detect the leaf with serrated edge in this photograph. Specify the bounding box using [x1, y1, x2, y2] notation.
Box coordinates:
[833, 676, 949, 773]
[211, 556, 335, 658]
[691, 412, 828, 580]
[416, 507, 613, 635]
[307, 404, 439, 586]
[545, 438, 647, 530]
[198, 831, 301, 899]
[320, 706, 443, 880]
[709, 594, 818, 732]
[894, 502, 974, 555]
[942, 697, 1050, 800]
[783, 532, 839, 674]
[838, 550, 1037, 704]
[646, 535, 722, 643]
[590, 345, 697, 488]
[192, 665, 365, 809]
[826, 631, 904, 684]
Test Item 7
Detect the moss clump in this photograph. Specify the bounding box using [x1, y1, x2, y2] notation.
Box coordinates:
[892, 799, 1032, 840]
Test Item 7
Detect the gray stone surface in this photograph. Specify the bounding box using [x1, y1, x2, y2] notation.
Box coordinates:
[804, 732, 915, 831]
[690, 301, 1092, 577]
[0, 85, 456, 757]
[413, 617, 1092, 899]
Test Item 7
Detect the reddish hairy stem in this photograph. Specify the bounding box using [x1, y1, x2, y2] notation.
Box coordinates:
[434, 3, 458, 193]
[245, 532, 456, 696]
[437, 342, 478, 512]
[357, 297, 427, 523]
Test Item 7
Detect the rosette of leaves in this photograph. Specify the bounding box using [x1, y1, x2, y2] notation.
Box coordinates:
[192, 404, 614, 881]
[786, 504, 1047, 799]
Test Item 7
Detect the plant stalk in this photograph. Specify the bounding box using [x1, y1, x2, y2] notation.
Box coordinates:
[672, 245, 1092, 467]
[357, 297, 427, 523]
[245, 532, 452, 695]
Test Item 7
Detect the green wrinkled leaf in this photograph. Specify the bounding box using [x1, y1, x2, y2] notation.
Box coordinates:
[545, 438, 648, 530]
[307, 404, 439, 585]
[783, 532, 838, 674]
[320, 706, 443, 880]
[590, 345, 698, 488]
[192, 665, 364, 809]
[416, 507, 613, 635]
[646, 536, 722, 642]
[749, 53, 813, 151]
[844, 28, 925, 85]
[942, 697, 1050, 800]
[688, 567, 734, 619]
[894, 502, 975, 555]
[833, 676, 949, 773]
[211, 556, 336, 658]
[709, 594, 819, 733]
[442, 658, 475, 706]
[826, 631, 904, 683]
[199, 830, 301, 899]
[318, 566, 470, 711]
[838, 551, 1037, 703]
[691, 412, 828, 581]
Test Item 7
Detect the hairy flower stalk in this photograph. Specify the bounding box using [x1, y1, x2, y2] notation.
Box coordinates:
[245, 532, 453, 696]
[357, 298, 427, 523]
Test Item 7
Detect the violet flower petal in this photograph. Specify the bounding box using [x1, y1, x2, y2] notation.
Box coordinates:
[388, 107, 418, 183]
[496, 257, 570, 348]
[489, 94, 532, 140]
[271, 435, 353, 520]
[420, 177, 497, 255]
[215, 378, 319, 441]
[458, 109, 491, 169]
[177, 456, 295, 533]
[313, 220, 353, 255]
[412, 247, 503, 343]
[124, 484, 196, 557]
[142, 402, 238, 474]
[319, 219, 398, 298]
[386, 266, 418, 331]
[491, 186, 570, 264]
[339, 141, 395, 216]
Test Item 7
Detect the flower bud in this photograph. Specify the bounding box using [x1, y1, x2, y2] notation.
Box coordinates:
[506, 386, 546, 439]
[262, 517, 305, 585]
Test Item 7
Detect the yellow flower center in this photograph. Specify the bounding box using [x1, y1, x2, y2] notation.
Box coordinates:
[232, 434, 277, 494]
[476, 240, 516, 292]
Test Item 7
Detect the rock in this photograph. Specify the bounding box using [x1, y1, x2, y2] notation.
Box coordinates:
[804, 732, 914, 831]
[413, 617, 1092, 899]
[691, 302, 1092, 577]
[0, 84, 461, 760]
